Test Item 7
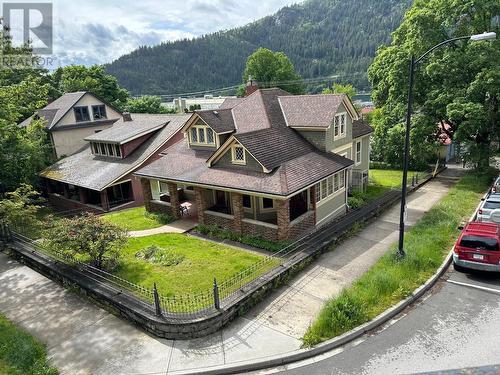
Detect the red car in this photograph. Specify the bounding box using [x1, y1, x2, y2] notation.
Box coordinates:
[453, 222, 500, 272]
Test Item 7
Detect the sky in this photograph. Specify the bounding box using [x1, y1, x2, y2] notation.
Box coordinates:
[2, 0, 298, 67]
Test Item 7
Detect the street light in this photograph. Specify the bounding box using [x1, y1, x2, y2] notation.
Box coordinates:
[397, 31, 496, 259]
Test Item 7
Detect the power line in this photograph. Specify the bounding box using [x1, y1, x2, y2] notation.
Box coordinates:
[136, 71, 368, 99]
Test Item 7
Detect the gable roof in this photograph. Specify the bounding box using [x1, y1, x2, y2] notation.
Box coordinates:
[84, 113, 171, 144]
[135, 139, 353, 197]
[195, 108, 235, 133]
[19, 91, 122, 130]
[219, 97, 244, 109]
[278, 94, 359, 129]
[352, 119, 373, 139]
[41, 114, 190, 191]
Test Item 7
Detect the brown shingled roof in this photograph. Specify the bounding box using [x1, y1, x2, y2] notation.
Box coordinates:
[278, 94, 345, 128]
[195, 108, 235, 133]
[352, 119, 373, 139]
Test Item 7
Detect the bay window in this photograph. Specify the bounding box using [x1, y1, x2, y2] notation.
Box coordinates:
[315, 170, 346, 203]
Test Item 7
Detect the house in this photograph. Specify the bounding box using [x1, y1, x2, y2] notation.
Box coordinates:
[134, 87, 372, 241]
[19, 92, 122, 158]
[39, 112, 191, 212]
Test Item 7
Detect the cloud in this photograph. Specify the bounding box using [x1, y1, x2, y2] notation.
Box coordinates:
[42, 0, 298, 66]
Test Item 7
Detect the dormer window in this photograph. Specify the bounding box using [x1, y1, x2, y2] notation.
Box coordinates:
[231, 145, 246, 165]
[90, 141, 122, 158]
[334, 113, 346, 139]
[189, 125, 216, 146]
[92, 105, 107, 120]
[74, 106, 90, 122]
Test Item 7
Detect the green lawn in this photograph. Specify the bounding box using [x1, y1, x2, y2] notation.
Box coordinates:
[0, 314, 57, 375]
[102, 207, 171, 231]
[303, 168, 497, 346]
[114, 233, 278, 297]
[369, 169, 420, 189]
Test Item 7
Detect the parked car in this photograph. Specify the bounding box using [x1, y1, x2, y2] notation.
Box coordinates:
[453, 221, 500, 272]
[491, 176, 500, 195]
[477, 195, 500, 222]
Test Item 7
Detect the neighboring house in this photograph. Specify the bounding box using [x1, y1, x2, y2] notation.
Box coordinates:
[19, 91, 122, 158]
[134, 87, 372, 241]
[39, 112, 191, 212]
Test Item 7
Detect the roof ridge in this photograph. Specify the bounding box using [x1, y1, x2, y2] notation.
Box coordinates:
[278, 93, 346, 98]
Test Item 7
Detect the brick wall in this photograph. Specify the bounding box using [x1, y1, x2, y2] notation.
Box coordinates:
[289, 211, 315, 239]
[276, 199, 291, 241]
[241, 220, 278, 241]
[204, 211, 234, 229]
[231, 193, 243, 233]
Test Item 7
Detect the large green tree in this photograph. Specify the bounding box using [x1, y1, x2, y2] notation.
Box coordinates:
[52, 65, 130, 109]
[123, 95, 175, 114]
[241, 48, 304, 94]
[368, 0, 499, 169]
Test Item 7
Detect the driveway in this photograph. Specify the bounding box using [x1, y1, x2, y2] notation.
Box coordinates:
[0, 169, 462, 374]
[273, 267, 500, 375]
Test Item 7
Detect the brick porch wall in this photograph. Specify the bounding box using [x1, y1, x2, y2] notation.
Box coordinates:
[241, 220, 278, 241]
[276, 199, 291, 241]
[231, 193, 243, 234]
[289, 211, 315, 239]
[141, 178, 175, 216]
[204, 211, 234, 229]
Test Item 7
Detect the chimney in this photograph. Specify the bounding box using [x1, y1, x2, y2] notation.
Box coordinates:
[122, 112, 132, 122]
[245, 75, 259, 97]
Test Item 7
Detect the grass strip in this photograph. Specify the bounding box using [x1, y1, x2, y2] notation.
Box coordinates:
[0, 314, 58, 375]
[303, 168, 497, 347]
[102, 206, 174, 231]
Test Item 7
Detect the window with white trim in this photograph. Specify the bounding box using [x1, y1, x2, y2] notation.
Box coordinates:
[159, 181, 169, 195]
[315, 171, 346, 203]
[333, 113, 346, 139]
[90, 141, 122, 158]
[243, 195, 252, 209]
[188, 125, 216, 146]
[261, 197, 274, 210]
[231, 145, 246, 165]
[355, 141, 362, 164]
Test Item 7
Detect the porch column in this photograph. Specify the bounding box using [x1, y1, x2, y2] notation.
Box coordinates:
[79, 188, 88, 204]
[167, 182, 181, 219]
[63, 184, 70, 199]
[141, 178, 152, 211]
[277, 198, 290, 240]
[194, 187, 206, 224]
[100, 190, 110, 211]
[231, 193, 243, 234]
[309, 186, 317, 225]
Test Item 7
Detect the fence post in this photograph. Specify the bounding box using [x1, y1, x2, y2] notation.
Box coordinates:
[213, 277, 220, 310]
[153, 283, 162, 317]
[411, 175, 415, 187]
[416, 173, 419, 184]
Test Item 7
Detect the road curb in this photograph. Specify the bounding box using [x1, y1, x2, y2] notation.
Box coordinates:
[171, 169, 459, 375]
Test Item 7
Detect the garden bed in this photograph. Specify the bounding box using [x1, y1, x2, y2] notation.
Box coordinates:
[303, 168, 497, 346]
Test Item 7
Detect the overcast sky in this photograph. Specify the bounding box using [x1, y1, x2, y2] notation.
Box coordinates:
[3, 0, 299, 67]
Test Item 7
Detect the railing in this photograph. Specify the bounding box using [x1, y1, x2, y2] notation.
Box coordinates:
[0, 166, 439, 319]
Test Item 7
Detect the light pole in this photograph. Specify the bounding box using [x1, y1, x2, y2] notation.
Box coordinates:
[397, 31, 496, 258]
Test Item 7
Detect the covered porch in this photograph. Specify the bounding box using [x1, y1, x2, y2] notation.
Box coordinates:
[44, 178, 135, 212]
[144, 178, 317, 241]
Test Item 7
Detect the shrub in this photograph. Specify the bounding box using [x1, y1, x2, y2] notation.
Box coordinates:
[347, 196, 364, 210]
[135, 245, 185, 267]
[196, 224, 289, 252]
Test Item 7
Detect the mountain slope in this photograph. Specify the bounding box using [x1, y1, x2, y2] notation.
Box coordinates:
[106, 0, 411, 95]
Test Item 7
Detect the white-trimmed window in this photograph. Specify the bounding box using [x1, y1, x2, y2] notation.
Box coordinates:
[355, 141, 362, 164]
[90, 141, 122, 158]
[231, 145, 246, 165]
[260, 197, 274, 211]
[158, 181, 169, 195]
[333, 113, 346, 139]
[243, 195, 252, 210]
[315, 170, 346, 203]
[189, 125, 216, 146]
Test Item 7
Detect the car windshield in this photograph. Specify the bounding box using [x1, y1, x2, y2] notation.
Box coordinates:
[484, 201, 500, 209]
[460, 235, 499, 251]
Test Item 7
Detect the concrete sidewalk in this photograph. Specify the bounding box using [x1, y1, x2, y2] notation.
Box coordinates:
[0, 168, 462, 375]
[128, 218, 196, 237]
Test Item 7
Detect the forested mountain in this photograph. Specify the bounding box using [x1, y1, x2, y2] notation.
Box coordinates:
[106, 0, 411, 95]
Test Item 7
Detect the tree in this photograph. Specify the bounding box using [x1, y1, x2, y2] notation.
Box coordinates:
[123, 95, 175, 114]
[322, 83, 356, 100]
[53, 65, 129, 109]
[43, 213, 128, 270]
[0, 184, 43, 229]
[242, 48, 304, 94]
[368, 0, 499, 169]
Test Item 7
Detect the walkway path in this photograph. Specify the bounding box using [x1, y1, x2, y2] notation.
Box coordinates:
[0, 168, 463, 375]
[128, 218, 196, 237]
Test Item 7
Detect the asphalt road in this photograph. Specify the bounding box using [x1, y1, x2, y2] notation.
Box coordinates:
[263, 266, 500, 375]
